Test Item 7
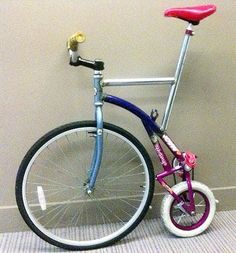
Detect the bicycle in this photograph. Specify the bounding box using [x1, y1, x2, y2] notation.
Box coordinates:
[15, 4, 218, 251]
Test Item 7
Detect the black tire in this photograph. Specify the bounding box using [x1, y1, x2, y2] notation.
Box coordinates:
[16, 121, 154, 250]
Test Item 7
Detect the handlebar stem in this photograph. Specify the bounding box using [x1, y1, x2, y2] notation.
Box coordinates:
[69, 50, 104, 71]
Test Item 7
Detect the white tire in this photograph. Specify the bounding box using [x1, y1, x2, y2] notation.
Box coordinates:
[161, 181, 216, 237]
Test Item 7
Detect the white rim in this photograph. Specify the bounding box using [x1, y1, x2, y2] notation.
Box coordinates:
[162, 181, 216, 237]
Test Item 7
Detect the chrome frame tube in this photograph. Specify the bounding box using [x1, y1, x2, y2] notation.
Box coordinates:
[161, 23, 193, 131]
[102, 24, 193, 132]
[103, 77, 175, 87]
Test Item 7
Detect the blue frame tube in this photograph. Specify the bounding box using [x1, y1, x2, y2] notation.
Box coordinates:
[104, 94, 163, 137]
[88, 71, 104, 191]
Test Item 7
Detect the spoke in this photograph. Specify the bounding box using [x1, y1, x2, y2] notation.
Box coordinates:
[119, 198, 139, 210]
[68, 132, 89, 179]
[101, 151, 138, 181]
[104, 132, 109, 142]
[83, 131, 93, 179]
[29, 191, 85, 208]
[195, 199, 204, 206]
[54, 138, 87, 182]
[95, 184, 144, 199]
[27, 182, 72, 188]
[84, 131, 89, 178]
[103, 133, 125, 152]
[177, 213, 185, 224]
[99, 181, 145, 186]
[35, 192, 85, 219]
[104, 172, 144, 183]
[73, 201, 85, 227]
[100, 170, 144, 184]
[36, 162, 77, 181]
[66, 135, 87, 178]
[99, 188, 144, 194]
[101, 147, 134, 179]
[27, 187, 71, 194]
[31, 209, 44, 214]
[106, 170, 144, 185]
[28, 193, 144, 208]
[52, 204, 72, 229]
[27, 187, 73, 204]
[91, 194, 125, 224]
[124, 197, 143, 202]
[41, 187, 74, 199]
[114, 202, 133, 218]
[35, 156, 81, 182]
[110, 155, 138, 175]
[29, 174, 77, 189]
[172, 210, 181, 215]
[55, 140, 77, 172]
[27, 184, 83, 197]
[36, 203, 64, 221]
[43, 205, 68, 229]
[43, 194, 79, 227]
[94, 185, 133, 223]
[89, 195, 112, 224]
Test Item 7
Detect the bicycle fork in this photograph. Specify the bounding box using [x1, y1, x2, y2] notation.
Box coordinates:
[87, 70, 104, 193]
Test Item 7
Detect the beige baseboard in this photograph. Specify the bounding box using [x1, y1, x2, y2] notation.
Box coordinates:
[1, 186, 235, 233]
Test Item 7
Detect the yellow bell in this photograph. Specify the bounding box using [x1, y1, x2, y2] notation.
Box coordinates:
[67, 32, 86, 51]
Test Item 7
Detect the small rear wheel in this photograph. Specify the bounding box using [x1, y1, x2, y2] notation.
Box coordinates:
[161, 181, 216, 237]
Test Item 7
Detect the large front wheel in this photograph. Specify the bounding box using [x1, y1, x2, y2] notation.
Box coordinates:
[15, 121, 154, 250]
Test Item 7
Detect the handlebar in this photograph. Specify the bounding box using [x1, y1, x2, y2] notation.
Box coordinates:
[67, 32, 104, 71]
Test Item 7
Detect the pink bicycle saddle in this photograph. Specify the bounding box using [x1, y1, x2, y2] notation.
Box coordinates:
[164, 5, 217, 25]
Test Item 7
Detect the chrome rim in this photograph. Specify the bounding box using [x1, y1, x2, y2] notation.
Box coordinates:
[22, 126, 150, 246]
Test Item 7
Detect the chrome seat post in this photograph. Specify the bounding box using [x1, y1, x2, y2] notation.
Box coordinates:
[161, 23, 194, 131]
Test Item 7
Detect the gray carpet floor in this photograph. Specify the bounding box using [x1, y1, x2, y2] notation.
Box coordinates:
[0, 210, 235, 253]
